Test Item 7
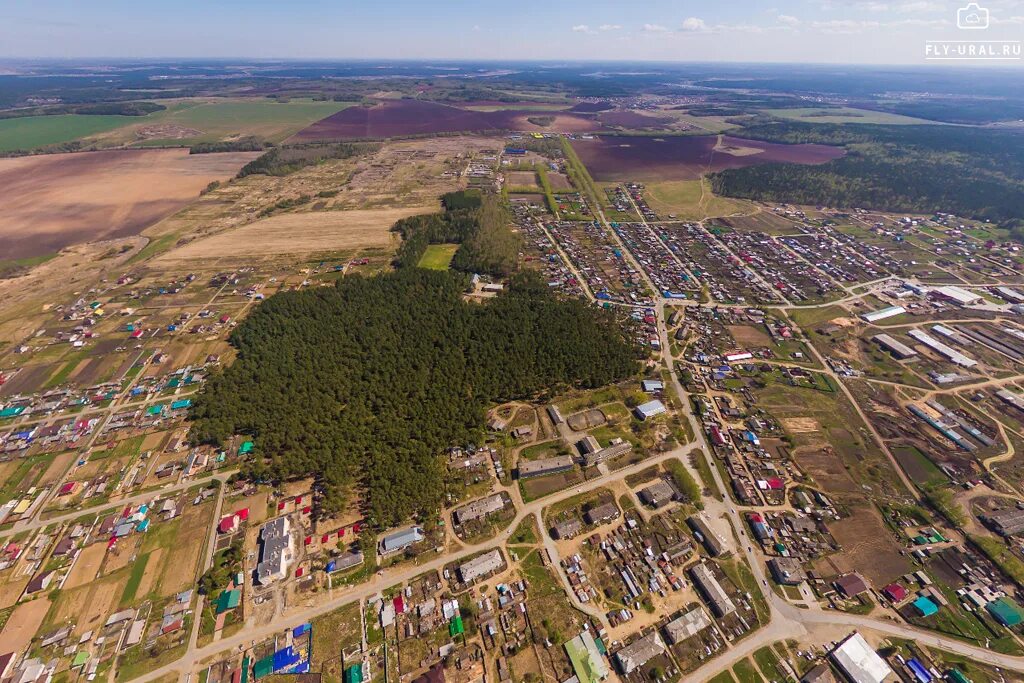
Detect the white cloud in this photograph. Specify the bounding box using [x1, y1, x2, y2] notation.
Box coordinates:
[777, 14, 802, 25]
[471, 24, 481, 31]
[809, 18, 881, 32]
[598, 24, 622, 31]
[680, 17, 709, 32]
[642, 23, 670, 32]
[571, 24, 595, 34]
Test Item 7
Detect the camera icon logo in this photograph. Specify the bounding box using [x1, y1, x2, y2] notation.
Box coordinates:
[957, 3, 990, 29]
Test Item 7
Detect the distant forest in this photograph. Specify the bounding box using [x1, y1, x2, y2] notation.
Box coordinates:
[189, 269, 640, 526]
[710, 122, 1024, 225]
[392, 190, 522, 277]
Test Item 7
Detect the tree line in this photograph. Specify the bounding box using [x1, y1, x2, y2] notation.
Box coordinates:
[189, 268, 641, 527]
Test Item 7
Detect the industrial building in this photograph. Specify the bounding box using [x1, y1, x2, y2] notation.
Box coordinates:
[518, 455, 574, 479]
[689, 562, 736, 617]
[907, 329, 977, 368]
[860, 306, 906, 323]
[379, 525, 425, 555]
[871, 334, 917, 359]
[634, 400, 667, 421]
[997, 388, 1024, 413]
[935, 285, 982, 306]
[614, 632, 666, 675]
[829, 633, 893, 683]
[983, 507, 1024, 537]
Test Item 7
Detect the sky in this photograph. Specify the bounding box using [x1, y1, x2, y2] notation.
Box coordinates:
[2, 0, 1023, 65]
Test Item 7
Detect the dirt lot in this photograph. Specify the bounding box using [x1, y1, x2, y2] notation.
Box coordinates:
[64, 542, 106, 589]
[727, 324, 772, 347]
[0, 149, 260, 260]
[0, 598, 50, 653]
[820, 506, 911, 586]
[52, 573, 124, 636]
[155, 206, 426, 261]
[156, 500, 215, 597]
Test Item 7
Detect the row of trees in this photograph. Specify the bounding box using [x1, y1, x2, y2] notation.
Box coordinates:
[710, 122, 1024, 224]
[237, 142, 379, 177]
[190, 269, 640, 527]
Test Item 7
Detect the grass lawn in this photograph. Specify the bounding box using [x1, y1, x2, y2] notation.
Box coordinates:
[0, 114, 137, 152]
[732, 658, 764, 683]
[0, 252, 58, 278]
[417, 244, 459, 270]
[643, 178, 747, 221]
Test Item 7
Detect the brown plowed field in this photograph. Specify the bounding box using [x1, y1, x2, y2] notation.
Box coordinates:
[0, 149, 260, 260]
[290, 100, 601, 141]
[570, 135, 844, 182]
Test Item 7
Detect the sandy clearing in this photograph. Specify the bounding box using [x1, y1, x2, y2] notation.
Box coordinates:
[155, 206, 429, 262]
[0, 598, 50, 653]
[0, 149, 260, 260]
[64, 542, 106, 589]
[780, 417, 821, 433]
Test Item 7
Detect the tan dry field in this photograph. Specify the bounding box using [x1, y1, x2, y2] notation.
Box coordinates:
[64, 542, 106, 589]
[0, 149, 260, 260]
[821, 507, 912, 586]
[39, 451, 76, 486]
[779, 417, 821, 433]
[53, 574, 123, 636]
[102, 534, 142, 574]
[154, 206, 427, 262]
[0, 576, 29, 609]
[136, 547, 163, 598]
[157, 501, 215, 597]
[0, 598, 50, 653]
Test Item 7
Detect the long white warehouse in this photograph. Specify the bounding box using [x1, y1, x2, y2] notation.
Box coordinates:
[907, 329, 977, 368]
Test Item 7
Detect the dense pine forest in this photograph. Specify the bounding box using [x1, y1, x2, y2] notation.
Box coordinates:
[711, 122, 1024, 224]
[190, 269, 640, 526]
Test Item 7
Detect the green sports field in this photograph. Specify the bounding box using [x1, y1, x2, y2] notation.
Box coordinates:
[0, 114, 136, 152]
[418, 244, 458, 270]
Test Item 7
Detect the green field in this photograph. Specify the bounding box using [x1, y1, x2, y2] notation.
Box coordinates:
[0, 115, 137, 152]
[417, 244, 458, 270]
[643, 178, 747, 220]
[761, 106, 939, 126]
[0, 98, 355, 152]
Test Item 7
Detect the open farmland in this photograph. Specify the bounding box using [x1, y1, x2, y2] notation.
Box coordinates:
[0, 149, 260, 259]
[154, 206, 427, 262]
[96, 98, 356, 146]
[0, 114, 139, 152]
[570, 135, 844, 182]
[290, 99, 600, 140]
